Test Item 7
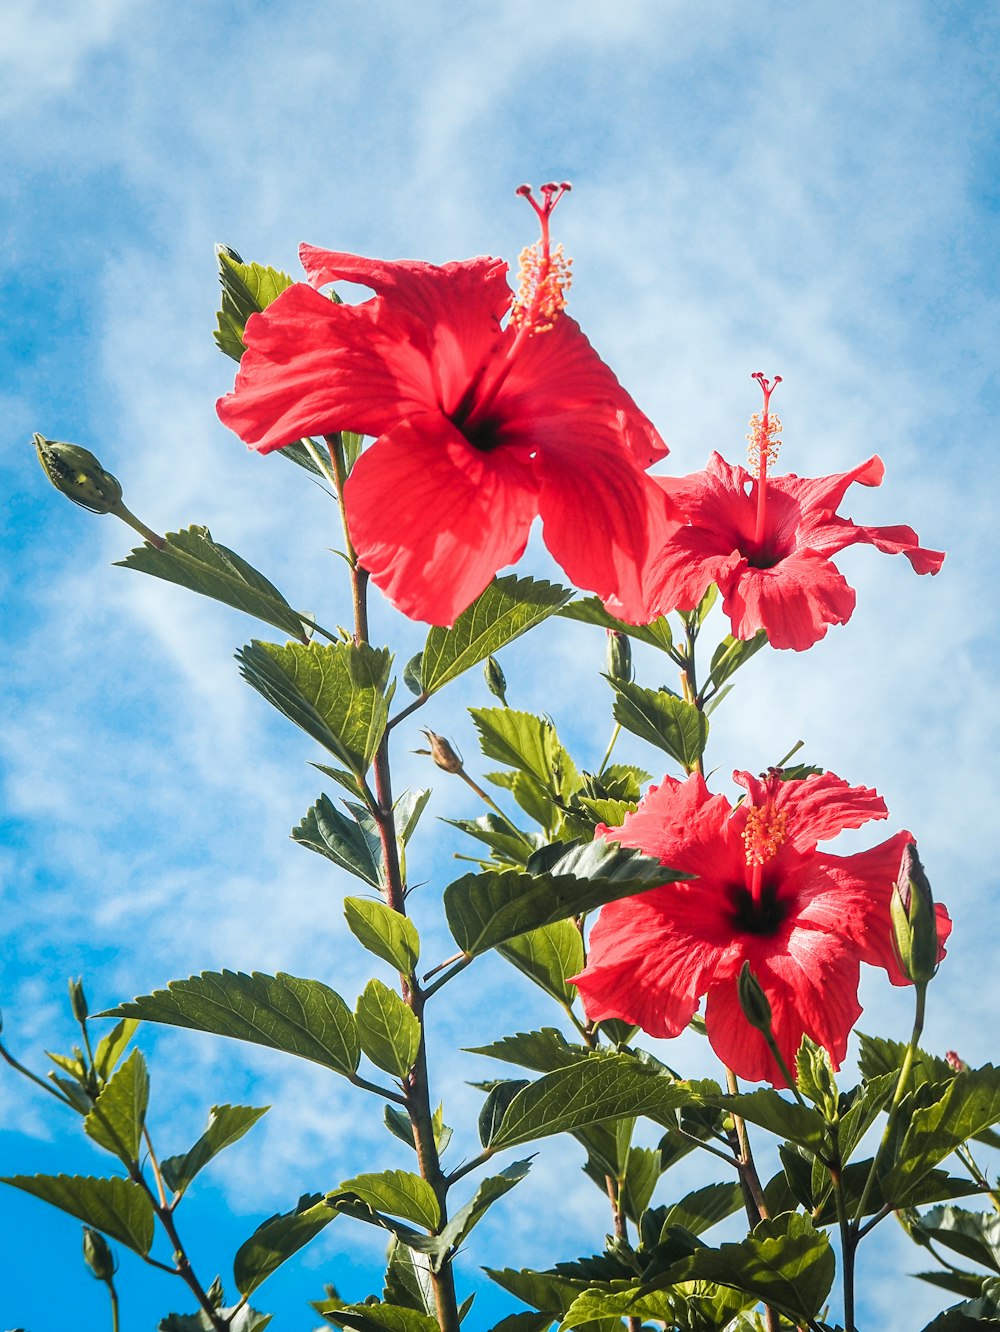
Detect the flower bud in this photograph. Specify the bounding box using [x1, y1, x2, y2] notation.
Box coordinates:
[484, 655, 508, 705]
[605, 629, 633, 684]
[82, 1227, 117, 1282]
[33, 435, 124, 514]
[737, 961, 773, 1033]
[890, 842, 940, 984]
[945, 1050, 969, 1073]
[418, 729, 464, 774]
[69, 977, 89, 1025]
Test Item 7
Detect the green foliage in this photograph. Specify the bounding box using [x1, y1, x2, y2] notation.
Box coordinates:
[703, 1088, 828, 1154]
[338, 1171, 441, 1231]
[213, 245, 295, 361]
[419, 576, 572, 695]
[607, 678, 709, 771]
[117, 527, 311, 642]
[160, 1303, 272, 1331]
[161, 1104, 269, 1197]
[440, 1159, 532, 1250]
[444, 838, 681, 957]
[497, 919, 584, 1006]
[93, 1017, 139, 1083]
[383, 1238, 435, 1315]
[1, 1174, 154, 1254]
[919, 1277, 1000, 1330]
[658, 1180, 745, 1236]
[344, 898, 420, 973]
[445, 812, 541, 870]
[706, 631, 768, 693]
[857, 1031, 955, 1087]
[83, 1048, 149, 1162]
[355, 980, 421, 1077]
[470, 708, 581, 826]
[558, 596, 675, 653]
[105, 970, 360, 1076]
[912, 1206, 1000, 1274]
[293, 796, 384, 887]
[318, 1303, 440, 1332]
[237, 640, 393, 776]
[468, 1028, 591, 1075]
[234, 1192, 335, 1296]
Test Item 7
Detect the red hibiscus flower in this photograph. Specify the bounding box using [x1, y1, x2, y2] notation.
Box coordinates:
[571, 768, 951, 1087]
[635, 374, 944, 650]
[216, 185, 678, 626]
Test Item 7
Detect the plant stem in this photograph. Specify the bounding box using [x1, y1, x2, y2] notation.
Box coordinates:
[597, 722, 621, 776]
[109, 1281, 121, 1332]
[827, 1124, 855, 1332]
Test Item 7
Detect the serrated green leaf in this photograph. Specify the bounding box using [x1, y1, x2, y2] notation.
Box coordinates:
[344, 899, 419, 973]
[293, 795, 383, 887]
[421, 576, 572, 695]
[486, 1267, 588, 1317]
[913, 1206, 1000, 1274]
[93, 1018, 139, 1083]
[445, 813, 540, 869]
[83, 1048, 149, 1162]
[444, 839, 682, 956]
[574, 798, 636, 829]
[441, 1159, 532, 1250]
[394, 788, 431, 847]
[883, 1066, 1000, 1206]
[701, 1088, 827, 1153]
[339, 1170, 440, 1231]
[214, 246, 295, 361]
[621, 1145, 660, 1221]
[1, 1173, 154, 1254]
[658, 1180, 745, 1236]
[319, 1304, 440, 1332]
[161, 1104, 269, 1196]
[234, 1191, 334, 1296]
[837, 1071, 898, 1161]
[356, 980, 421, 1078]
[707, 631, 768, 692]
[607, 679, 708, 771]
[469, 1028, 591, 1075]
[857, 1031, 955, 1087]
[117, 526, 310, 642]
[480, 1081, 531, 1147]
[470, 709, 580, 799]
[237, 640, 392, 775]
[558, 597, 675, 652]
[102, 970, 360, 1076]
[661, 1211, 835, 1322]
[919, 1277, 1000, 1330]
[383, 1237, 435, 1315]
[488, 1054, 695, 1150]
[159, 1304, 272, 1332]
[498, 919, 584, 1005]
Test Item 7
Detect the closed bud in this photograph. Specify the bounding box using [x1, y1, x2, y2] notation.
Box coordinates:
[946, 1050, 969, 1073]
[82, 1227, 117, 1282]
[418, 729, 464, 774]
[606, 629, 633, 683]
[890, 842, 940, 984]
[484, 655, 508, 705]
[33, 436, 123, 515]
[796, 1036, 839, 1119]
[737, 961, 772, 1033]
[69, 977, 89, 1024]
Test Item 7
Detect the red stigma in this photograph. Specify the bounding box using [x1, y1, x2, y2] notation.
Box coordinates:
[511, 182, 573, 334]
[751, 371, 783, 414]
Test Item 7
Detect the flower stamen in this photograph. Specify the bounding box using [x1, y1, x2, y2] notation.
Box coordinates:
[743, 792, 789, 905]
[511, 182, 573, 335]
[747, 371, 783, 548]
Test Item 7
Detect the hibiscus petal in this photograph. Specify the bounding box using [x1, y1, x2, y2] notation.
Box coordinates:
[216, 282, 438, 449]
[344, 417, 538, 625]
[733, 770, 888, 848]
[639, 506, 744, 619]
[598, 774, 746, 884]
[720, 548, 856, 650]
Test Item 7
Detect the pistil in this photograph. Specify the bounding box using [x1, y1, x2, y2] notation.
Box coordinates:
[747, 372, 783, 549]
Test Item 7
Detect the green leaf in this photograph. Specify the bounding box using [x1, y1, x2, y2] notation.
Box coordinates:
[837, 1071, 898, 1161]
[383, 1237, 434, 1315]
[339, 1170, 440, 1231]
[117, 527, 310, 642]
[237, 640, 393, 775]
[161, 1104, 269, 1197]
[707, 631, 768, 692]
[293, 796, 383, 888]
[445, 812, 540, 869]
[470, 709, 580, 799]
[658, 1180, 745, 1236]
[884, 1067, 1000, 1205]
[913, 1206, 1000, 1274]
[857, 1031, 955, 1086]
[444, 839, 682, 956]
[160, 1304, 272, 1332]
[319, 1304, 440, 1332]
[662, 1211, 835, 1322]
[344, 899, 419, 974]
[103, 971, 360, 1076]
[497, 919, 584, 1005]
[607, 679, 708, 771]
[701, 1088, 828, 1153]
[1, 1174, 154, 1254]
[558, 597, 675, 653]
[920, 1277, 1000, 1330]
[355, 980, 421, 1078]
[486, 1267, 587, 1317]
[468, 1028, 591, 1075]
[214, 245, 295, 361]
[487, 1053, 695, 1150]
[487, 1316, 554, 1332]
[420, 576, 572, 695]
[621, 1146, 660, 1221]
[394, 789, 431, 847]
[440, 1159, 532, 1250]
[234, 1191, 335, 1297]
[480, 1081, 531, 1148]
[84, 1048, 149, 1162]
[93, 1018, 139, 1082]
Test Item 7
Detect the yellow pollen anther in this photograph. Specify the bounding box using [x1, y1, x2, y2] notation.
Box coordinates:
[511, 241, 573, 334]
[743, 804, 789, 867]
[746, 410, 783, 479]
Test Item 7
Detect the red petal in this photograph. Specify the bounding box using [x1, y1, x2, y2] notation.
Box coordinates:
[734, 770, 888, 849]
[216, 283, 438, 450]
[599, 775, 745, 884]
[639, 504, 745, 618]
[720, 549, 856, 650]
[344, 417, 538, 625]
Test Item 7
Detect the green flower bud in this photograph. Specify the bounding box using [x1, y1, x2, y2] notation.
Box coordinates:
[68, 977, 89, 1024]
[33, 435, 123, 514]
[484, 655, 508, 705]
[890, 842, 940, 985]
[82, 1227, 117, 1282]
[737, 961, 773, 1033]
[606, 629, 633, 683]
[796, 1035, 839, 1119]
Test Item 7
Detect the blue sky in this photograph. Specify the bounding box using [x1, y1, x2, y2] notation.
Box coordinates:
[2, 1, 999, 1328]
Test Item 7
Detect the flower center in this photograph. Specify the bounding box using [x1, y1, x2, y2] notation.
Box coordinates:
[746, 371, 783, 548]
[726, 876, 788, 936]
[741, 779, 790, 907]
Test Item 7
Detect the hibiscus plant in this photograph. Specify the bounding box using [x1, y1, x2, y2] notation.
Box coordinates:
[9, 185, 999, 1332]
